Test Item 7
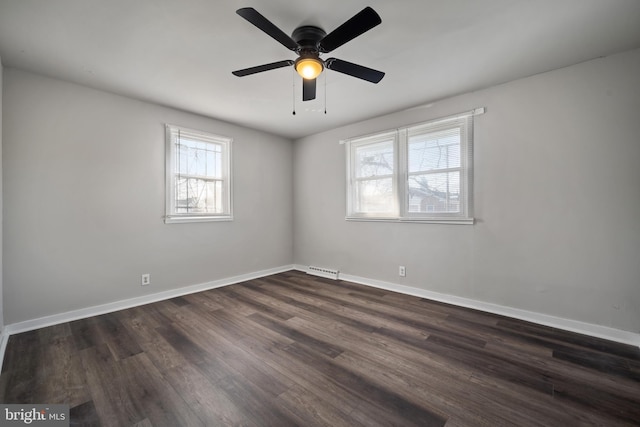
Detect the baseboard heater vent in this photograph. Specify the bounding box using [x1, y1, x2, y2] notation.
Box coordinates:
[307, 266, 339, 280]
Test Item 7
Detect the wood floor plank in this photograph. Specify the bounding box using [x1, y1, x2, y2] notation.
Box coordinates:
[154, 323, 230, 384]
[258, 277, 441, 340]
[132, 418, 153, 427]
[444, 314, 555, 358]
[1, 331, 43, 403]
[248, 312, 345, 358]
[223, 329, 379, 423]
[120, 323, 189, 377]
[483, 341, 640, 401]
[553, 345, 640, 380]
[289, 314, 556, 424]
[168, 311, 293, 399]
[37, 335, 89, 407]
[161, 364, 252, 427]
[334, 348, 540, 427]
[276, 383, 370, 427]
[282, 340, 448, 427]
[217, 374, 300, 427]
[79, 343, 144, 427]
[2, 270, 639, 426]
[119, 352, 205, 427]
[497, 317, 640, 359]
[69, 400, 100, 426]
[262, 275, 466, 341]
[221, 287, 296, 321]
[243, 279, 383, 333]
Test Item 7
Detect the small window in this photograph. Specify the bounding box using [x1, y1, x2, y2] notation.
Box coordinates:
[345, 109, 482, 224]
[165, 124, 232, 223]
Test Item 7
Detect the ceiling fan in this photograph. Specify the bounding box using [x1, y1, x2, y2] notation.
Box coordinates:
[232, 6, 385, 102]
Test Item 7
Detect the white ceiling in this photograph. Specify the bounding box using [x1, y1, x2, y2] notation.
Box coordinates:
[1, 0, 640, 139]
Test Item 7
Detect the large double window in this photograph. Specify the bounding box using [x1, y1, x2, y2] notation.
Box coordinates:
[346, 109, 482, 224]
[165, 124, 232, 223]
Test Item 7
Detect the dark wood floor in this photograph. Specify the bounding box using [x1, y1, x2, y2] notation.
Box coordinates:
[1, 271, 639, 426]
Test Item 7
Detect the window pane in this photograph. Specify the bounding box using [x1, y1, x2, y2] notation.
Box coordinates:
[355, 140, 394, 178]
[176, 138, 222, 179]
[175, 177, 223, 214]
[205, 180, 224, 213]
[408, 128, 460, 172]
[355, 177, 393, 213]
[407, 172, 460, 213]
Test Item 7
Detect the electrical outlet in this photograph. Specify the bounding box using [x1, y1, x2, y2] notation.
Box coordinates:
[141, 274, 150, 286]
[399, 266, 406, 277]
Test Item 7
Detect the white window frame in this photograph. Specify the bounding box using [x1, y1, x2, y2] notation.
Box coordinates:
[165, 124, 233, 224]
[345, 108, 483, 224]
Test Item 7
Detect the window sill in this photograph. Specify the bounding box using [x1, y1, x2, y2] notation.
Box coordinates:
[165, 215, 233, 224]
[345, 216, 474, 225]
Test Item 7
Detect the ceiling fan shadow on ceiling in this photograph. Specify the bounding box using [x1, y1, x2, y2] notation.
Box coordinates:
[232, 6, 385, 102]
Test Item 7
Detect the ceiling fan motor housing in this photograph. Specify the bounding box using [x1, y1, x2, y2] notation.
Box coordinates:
[292, 26, 327, 52]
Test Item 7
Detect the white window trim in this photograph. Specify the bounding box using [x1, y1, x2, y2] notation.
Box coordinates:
[165, 124, 233, 224]
[344, 108, 483, 224]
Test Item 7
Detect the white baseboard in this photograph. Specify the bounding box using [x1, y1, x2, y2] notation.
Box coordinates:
[4, 265, 295, 337]
[293, 264, 640, 348]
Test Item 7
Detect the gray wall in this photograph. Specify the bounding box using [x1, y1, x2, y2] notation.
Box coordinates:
[293, 49, 640, 333]
[3, 69, 293, 324]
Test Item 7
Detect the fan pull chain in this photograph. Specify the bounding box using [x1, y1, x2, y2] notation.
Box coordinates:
[324, 72, 327, 114]
[292, 69, 296, 115]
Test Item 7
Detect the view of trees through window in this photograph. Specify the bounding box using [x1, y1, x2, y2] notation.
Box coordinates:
[174, 137, 224, 214]
[407, 127, 461, 213]
[354, 139, 394, 213]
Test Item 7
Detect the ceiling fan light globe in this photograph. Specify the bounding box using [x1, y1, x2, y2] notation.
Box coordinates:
[296, 58, 323, 79]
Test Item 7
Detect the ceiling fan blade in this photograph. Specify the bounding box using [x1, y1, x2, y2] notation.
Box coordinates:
[236, 8, 299, 51]
[318, 7, 381, 53]
[302, 78, 316, 101]
[325, 58, 384, 83]
[232, 60, 294, 77]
